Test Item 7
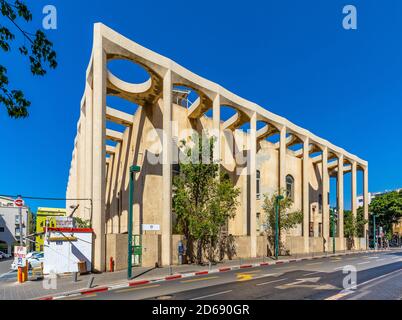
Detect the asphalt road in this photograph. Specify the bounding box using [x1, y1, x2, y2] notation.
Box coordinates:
[64, 250, 402, 300]
[0, 258, 16, 282]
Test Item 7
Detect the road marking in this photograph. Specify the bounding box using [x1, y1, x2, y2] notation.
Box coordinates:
[334, 266, 347, 271]
[0, 271, 14, 279]
[191, 290, 232, 300]
[68, 294, 97, 300]
[304, 271, 321, 276]
[181, 276, 219, 283]
[253, 273, 281, 280]
[325, 291, 351, 300]
[115, 284, 160, 293]
[236, 270, 261, 282]
[357, 261, 370, 265]
[256, 278, 288, 286]
[235, 270, 261, 275]
[306, 262, 322, 266]
[367, 256, 379, 259]
[325, 267, 402, 300]
[377, 258, 385, 262]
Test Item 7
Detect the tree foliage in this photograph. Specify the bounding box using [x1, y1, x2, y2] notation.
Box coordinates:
[172, 133, 240, 264]
[262, 189, 303, 255]
[344, 208, 367, 239]
[370, 190, 402, 233]
[74, 217, 91, 229]
[0, 0, 57, 118]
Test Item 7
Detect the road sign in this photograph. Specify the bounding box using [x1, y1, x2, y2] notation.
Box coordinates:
[142, 224, 160, 231]
[14, 246, 27, 267]
[14, 197, 24, 207]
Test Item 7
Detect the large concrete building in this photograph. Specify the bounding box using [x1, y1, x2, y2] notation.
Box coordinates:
[66, 24, 369, 272]
[0, 196, 32, 254]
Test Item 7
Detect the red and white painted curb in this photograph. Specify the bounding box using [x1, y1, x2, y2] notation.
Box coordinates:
[36, 249, 389, 300]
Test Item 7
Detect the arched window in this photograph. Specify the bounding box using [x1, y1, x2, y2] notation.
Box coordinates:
[286, 175, 295, 201]
[256, 170, 261, 199]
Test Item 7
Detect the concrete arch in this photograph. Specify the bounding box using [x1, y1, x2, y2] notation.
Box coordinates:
[106, 55, 163, 106]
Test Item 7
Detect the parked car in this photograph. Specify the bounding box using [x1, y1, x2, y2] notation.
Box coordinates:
[0, 251, 11, 259]
[27, 252, 44, 269]
[11, 252, 44, 270]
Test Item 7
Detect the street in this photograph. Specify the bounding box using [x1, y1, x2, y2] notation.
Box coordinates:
[0, 259, 16, 282]
[63, 250, 402, 300]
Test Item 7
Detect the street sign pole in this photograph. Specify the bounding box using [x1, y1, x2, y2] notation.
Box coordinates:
[14, 196, 24, 246]
[128, 165, 140, 280]
[19, 205, 22, 246]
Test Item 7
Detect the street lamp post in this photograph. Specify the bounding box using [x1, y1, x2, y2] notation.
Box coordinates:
[372, 213, 377, 250]
[128, 165, 141, 280]
[275, 195, 284, 260]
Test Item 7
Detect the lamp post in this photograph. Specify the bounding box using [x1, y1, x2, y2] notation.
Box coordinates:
[372, 212, 377, 250]
[128, 165, 141, 280]
[275, 195, 284, 260]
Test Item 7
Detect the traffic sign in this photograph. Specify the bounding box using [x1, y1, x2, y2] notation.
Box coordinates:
[14, 246, 27, 267]
[14, 197, 24, 207]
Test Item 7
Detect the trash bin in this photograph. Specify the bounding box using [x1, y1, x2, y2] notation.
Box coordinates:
[78, 261, 87, 275]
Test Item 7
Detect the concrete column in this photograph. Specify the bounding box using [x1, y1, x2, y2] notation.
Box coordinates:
[302, 137, 310, 253]
[351, 161, 357, 219]
[92, 26, 106, 272]
[212, 94, 220, 164]
[363, 166, 369, 239]
[322, 147, 329, 251]
[78, 114, 86, 218]
[162, 69, 172, 266]
[337, 154, 344, 250]
[249, 112, 257, 258]
[279, 126, 287, 192]
[85, 83, 93, 222]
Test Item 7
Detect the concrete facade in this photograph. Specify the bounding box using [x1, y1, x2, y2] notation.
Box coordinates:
[66, 24, 369, 271]
[0, 196, 31, 254]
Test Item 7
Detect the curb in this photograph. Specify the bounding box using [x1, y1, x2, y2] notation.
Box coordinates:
[36, 249, 390, 300]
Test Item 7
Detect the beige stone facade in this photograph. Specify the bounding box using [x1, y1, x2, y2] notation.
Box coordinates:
[66, 23, 369, 272]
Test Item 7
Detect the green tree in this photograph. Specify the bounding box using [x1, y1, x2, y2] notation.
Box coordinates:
[343, 209, 368, 249]
[172, 133, 240, 265]
[74, 217, 91, 228]
[370, 190, 402, 233]
[1, 0, 57, 118]
[262, 189, 303, 256]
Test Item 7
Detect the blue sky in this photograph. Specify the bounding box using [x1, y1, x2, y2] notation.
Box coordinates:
[1, 0, 401, 211]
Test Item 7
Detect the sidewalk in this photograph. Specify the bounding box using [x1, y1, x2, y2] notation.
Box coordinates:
[0, 248, 386, 300]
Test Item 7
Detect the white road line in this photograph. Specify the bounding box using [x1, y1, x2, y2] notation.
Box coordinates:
[358, 261, 371, 265]
[367, 257, 379, 259]
[334, 266, 346, 271]
[304, 271, 321, 276]
[377, 258, 385, 262]
[0, 271, 14, 279]
[325, 267, 402, 300]
[256, 278, 288, 286]
[191, 290, 233, 300]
